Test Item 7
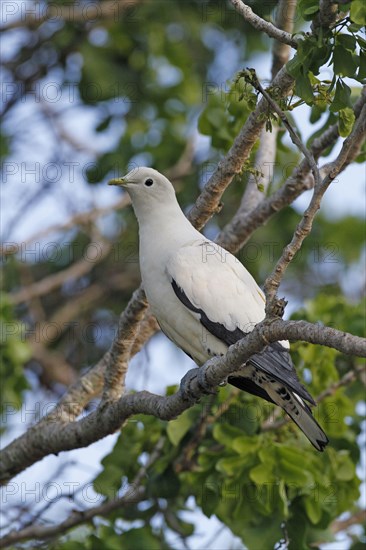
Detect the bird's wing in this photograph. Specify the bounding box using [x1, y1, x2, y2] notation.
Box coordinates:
[166, 239, 315, 405]
[166, 239, 265, 335]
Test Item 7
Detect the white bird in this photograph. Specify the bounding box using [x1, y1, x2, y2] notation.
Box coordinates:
[109, 167, 329, 451]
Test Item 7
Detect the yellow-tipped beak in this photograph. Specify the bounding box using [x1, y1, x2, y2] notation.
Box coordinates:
[108, 177, 127, 186]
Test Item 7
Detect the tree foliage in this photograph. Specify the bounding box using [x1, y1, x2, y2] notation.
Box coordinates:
[1, 0, 365, 548]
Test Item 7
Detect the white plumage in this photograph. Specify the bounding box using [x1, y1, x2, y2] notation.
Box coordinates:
[109, 167, 328, 451]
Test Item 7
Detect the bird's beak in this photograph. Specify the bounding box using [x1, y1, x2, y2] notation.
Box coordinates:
[108, 177, 128, 187]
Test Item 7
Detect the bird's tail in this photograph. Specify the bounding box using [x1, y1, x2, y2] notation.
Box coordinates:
[266, 382, 329, 452]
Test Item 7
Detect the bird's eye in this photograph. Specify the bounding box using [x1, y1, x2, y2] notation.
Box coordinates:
[144, 178, 154, 187]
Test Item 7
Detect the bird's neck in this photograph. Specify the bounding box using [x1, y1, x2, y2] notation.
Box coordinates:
[137, 202, 199, 259]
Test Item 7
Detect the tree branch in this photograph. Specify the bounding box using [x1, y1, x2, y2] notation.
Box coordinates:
[271, 0, 297, 78]
[217, 87, 366, 253]
[9, 239, 112, 305]
[248, 70, 321, 186]
[330, 509, 366, 534]
[229, 0, 298, 48]
[264, 103, 366, 311]
[0, 437, 166, 547]
[311, 0, 340, 34]
[6, 89, 362, 462]
[1, 319, 365, 484]
[187, 66, 295, 229]
[233, 0, 296, 217]
[100, 287, 148, 403]
[1, 0, 142, 31]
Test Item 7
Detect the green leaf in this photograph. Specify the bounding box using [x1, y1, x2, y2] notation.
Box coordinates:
[310, 103, 327, 124]
[119, 527, 162, 550]
[249, 463, 277, 484]
[200, 485, 220, 517]
[96, 115, 112, 132]
[350, 0, 366, 25]
[286, 54, 302, 78]
[356, 35, 366, 50]
[216, 456, 247, 476]
[333, 45, 358, 77]
[304, 4, 320, 15]
[304, 495, 322, 524]
[280, 462, 313, 487]
[336, 34, 357, 51]
[295, 70, 314, 104]
[277, 451, 314, 485]
[147, 467, 180, 498]
[93, 464, 122, 498]
[299, 0, 319, 19]
[232, 435, 260, 455]
[348, 22, 363, 32]
[212, 423, 245, 447]
[235, 511, 284, 549]
[334, 451, 355, 481]
[358, 51, 366, 80]
[173, 518, 195, 537]
[167, 408, 193, 446]
[167, 409, 192, 446]
[330, 79, 352, 112]
[338, 107, 356, 137]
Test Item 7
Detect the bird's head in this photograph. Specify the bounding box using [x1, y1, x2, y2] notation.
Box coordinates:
[108, 167, 178, 216]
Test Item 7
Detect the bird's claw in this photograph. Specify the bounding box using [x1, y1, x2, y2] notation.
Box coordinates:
[179, 367, 217, 403]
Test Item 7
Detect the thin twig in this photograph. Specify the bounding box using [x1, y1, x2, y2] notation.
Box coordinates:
[0, 437, 165, 548]
[264, 104, 366, 312]
[247, 70, 321, 187]
[1, 195, 130, 258]
[229, 0, 298, 48]
[9, 239, 112, 305]
[217, 87, 366, 253]
[330, 509, 366, 534]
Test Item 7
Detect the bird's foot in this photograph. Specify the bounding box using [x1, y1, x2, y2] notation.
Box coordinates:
[179, 367, 217, 403]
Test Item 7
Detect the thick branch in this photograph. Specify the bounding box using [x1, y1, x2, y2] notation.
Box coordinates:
[311, 0, 340, 34]
[100, 287, 148, 403]
[1, 319, 364, 484]
[271, 0, 297, 77]
[229, 0, 298, 48]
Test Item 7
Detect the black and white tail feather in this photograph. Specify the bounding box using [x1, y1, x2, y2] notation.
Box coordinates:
[229, 363, 329, 452]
